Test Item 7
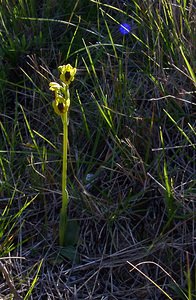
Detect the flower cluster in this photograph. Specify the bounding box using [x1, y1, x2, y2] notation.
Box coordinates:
[49, 64, 76, 116]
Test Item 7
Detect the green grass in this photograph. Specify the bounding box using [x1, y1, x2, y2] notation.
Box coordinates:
[0, 0, 195, 299]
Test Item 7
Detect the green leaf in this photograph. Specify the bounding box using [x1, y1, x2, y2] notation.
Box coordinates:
[59, 245, 80, 263]
[64, 219, 80, 246]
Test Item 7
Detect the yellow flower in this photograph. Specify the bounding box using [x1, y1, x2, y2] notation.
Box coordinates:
[58, 64, 77, 85]
[52, 95, 70, 116]
[49, 63, 76, 116]
[49, 82, 61, 97]
[49, 82, 61, 91]
[49, 82, 70, 115]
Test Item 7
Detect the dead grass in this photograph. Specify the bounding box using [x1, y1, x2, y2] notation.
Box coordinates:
[0, 0, 196, 299]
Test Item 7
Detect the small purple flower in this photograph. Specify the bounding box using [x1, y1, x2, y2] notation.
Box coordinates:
[119, 23, 131, 35]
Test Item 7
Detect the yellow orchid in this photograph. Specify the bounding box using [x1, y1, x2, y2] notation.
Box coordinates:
[49, 82, 70, 116]
[58, 64, 77, 85]
[48, 63, 76, 246]
[49, 82, 61, 93]
[52, 95, 70, 116]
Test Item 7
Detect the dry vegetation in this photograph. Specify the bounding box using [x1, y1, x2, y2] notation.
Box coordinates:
[0, 0, 195, 299]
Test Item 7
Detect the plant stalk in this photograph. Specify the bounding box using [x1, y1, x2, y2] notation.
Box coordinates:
[59, 112, 68, 246]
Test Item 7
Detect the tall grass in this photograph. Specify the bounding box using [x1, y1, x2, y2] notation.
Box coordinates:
[0, 0, 195, 299]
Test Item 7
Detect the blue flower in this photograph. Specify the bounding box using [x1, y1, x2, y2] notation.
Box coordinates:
[119, 23, 131, 35]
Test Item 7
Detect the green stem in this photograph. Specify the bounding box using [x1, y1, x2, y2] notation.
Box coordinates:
[59, 112, 68, 246]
